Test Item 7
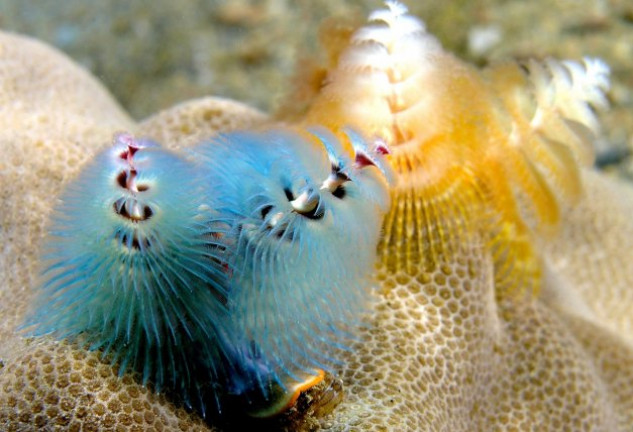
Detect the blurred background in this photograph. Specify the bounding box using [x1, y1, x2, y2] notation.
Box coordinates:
[1, 0, 632, 174]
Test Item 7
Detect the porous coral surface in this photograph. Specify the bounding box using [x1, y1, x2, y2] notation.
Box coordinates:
[1, 341, 211, 432]
[1, 11, 633, 432]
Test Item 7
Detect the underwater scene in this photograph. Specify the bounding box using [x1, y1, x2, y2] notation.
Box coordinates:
[1, 0, 632, 431]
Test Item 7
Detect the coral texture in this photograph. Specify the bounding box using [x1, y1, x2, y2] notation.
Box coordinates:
[1, 2, 633, 431]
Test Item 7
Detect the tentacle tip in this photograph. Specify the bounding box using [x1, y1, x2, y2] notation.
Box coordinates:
[384, 0, 409, 15]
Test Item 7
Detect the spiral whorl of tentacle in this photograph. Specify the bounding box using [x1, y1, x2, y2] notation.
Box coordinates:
[192, 126, 392, 414]
[24, 133, 233, 413]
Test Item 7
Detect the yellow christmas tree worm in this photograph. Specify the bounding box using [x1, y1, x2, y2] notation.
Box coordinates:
[284, 0, 610, 299]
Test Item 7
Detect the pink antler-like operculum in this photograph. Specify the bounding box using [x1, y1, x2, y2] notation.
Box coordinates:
[353, 137, 391, 171]
[115, 132, 143, 166]
[111, 132, 155, 223]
